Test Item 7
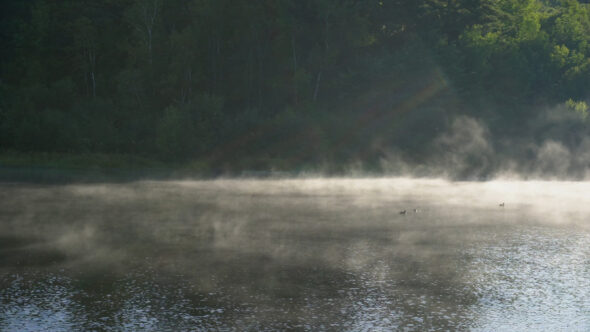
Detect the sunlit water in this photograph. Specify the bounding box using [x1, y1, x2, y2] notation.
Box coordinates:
[1, 178, 590, 331]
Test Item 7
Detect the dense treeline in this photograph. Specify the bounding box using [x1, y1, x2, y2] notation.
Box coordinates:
[1, 0, 590, 172]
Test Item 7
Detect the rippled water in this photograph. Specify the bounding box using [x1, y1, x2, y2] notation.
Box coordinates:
[1, 178, 589, 331]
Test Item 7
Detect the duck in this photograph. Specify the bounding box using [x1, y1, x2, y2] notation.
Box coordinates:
[399, 210, 407, 215]
[499, 202, 505, 207]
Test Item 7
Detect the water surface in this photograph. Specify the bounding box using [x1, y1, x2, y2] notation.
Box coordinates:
[1, 178, 589, 331]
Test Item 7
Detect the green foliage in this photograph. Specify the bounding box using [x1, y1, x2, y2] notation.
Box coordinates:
[2, 0, 590, 169]
[156, 106, 196, 159]
[155, 94, 224, 160]
[565, 98, 589, 119]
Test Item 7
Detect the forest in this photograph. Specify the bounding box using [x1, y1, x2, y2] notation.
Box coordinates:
[2, 0, 590, 176]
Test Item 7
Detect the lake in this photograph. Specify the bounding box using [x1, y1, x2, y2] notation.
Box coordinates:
[1, 178, 589, 331]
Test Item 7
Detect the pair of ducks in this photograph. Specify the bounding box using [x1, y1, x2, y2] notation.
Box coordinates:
[400, 203, 505, 215]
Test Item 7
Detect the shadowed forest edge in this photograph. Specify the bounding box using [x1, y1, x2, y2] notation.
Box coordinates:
[2, 0, 590, 179]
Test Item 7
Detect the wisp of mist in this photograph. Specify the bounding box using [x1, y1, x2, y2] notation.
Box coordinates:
[1, 177, 590, 330]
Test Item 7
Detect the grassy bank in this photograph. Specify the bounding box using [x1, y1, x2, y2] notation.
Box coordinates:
[0, 151, 321, 183]
[0, 151, 167, 170]
[0, 151, 184, 183]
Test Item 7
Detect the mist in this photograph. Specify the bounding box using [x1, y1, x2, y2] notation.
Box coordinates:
[3, 0, 590, 330]
[2, 178, 590, 330]
[374, 102, 590, 181]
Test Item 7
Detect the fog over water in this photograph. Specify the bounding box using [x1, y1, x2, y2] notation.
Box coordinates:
[380, 113, 590, 180]
[1, 178, 590, 331]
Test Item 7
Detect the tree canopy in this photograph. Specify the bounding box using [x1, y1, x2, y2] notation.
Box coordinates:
[2, 0, 590, 172]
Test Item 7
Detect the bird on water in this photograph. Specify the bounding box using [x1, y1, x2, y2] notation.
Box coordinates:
[399, 210, 407, 215]
[499, 202, 505, 207]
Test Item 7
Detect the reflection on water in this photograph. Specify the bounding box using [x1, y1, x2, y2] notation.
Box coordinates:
[1, 178, 590, 331]
[469, 230, 590, 331]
